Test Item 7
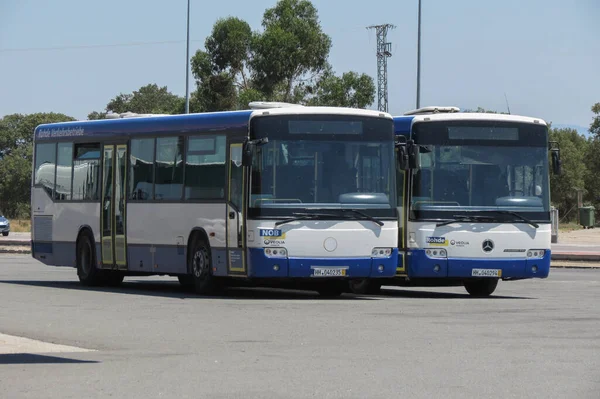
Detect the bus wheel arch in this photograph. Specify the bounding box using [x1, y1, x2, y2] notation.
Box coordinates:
[464, 278, 499, 297]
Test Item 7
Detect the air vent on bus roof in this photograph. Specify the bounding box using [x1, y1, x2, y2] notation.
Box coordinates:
[105, 112, 169, 119]
[248, 101, 304, 110]
[403, 106, 460, 116]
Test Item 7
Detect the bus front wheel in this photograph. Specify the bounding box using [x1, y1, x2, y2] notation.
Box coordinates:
[464, 279, 499, 297]
[189, 237, 218, 295]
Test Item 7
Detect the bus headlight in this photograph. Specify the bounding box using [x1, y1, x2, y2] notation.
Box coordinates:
[264, 247, 288, 258]
[372, 248, 392, 258]
[425, 248, 447, 258]
[527, 249, 546, 259]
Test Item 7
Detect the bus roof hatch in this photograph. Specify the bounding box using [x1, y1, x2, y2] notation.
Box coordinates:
[403, 106, 460, 116]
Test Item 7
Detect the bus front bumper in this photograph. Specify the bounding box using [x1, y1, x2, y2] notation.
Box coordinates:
[406, 249, 551, 279]
[247, 248, 399, 278]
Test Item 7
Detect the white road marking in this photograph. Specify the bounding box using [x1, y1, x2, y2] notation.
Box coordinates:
[0, 333, 95, 355]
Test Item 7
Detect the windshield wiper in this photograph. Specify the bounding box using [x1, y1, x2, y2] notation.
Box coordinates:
[436, 215, 498, 227]
[274, 212, 338, 227]
[339, 209, 384, 226]
[274, 210, 384, 227]
[486, 210, 540, 228]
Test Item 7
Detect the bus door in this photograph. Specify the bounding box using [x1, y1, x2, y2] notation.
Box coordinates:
[226, 141, 246, 275]
[101, 144, 128, 270]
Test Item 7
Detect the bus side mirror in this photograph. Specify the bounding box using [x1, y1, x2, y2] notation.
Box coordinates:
[407, 140, 420, 170]
[242, 143, 253, 167]
[551, 150, 561, 175]
[395, 141, 409, 170]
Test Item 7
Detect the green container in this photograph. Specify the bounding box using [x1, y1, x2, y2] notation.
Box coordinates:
[579, 206, 595, 228]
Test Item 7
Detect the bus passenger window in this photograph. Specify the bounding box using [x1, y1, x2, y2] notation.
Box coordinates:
[34, 143, 57, 198]
[72, 143, 101, 201]
[185, 135, 226, 200]
[154, 137, 184, 200]
[55, 143, 73, 201]
[129, 139, 155, 201]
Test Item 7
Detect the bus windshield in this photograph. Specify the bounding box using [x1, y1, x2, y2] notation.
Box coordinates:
[249, 115, 396, 217]
[410, 120, 550, 221]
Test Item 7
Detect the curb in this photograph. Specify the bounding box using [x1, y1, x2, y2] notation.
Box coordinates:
[0, 240, 30, 246]
[0, 249, 31, 254]
[551, 253, 600, 262]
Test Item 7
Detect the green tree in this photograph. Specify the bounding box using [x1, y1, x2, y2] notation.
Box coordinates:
[0, 112, 75, 218]
[190, 0, 374, 110]
[463, 107, 509, 114]
[306, 67, 375, 108]
[251, 0, 331, 101]
[548, 127, 589, 220]
[590, 102, 600, 137]
[584, 103, 600, 209]
[89, 84, 185, 118]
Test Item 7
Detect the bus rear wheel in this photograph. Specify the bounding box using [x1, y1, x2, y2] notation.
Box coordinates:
[189, 237, 218, 295]
[464, 279, 499, 297]
[76, 233, 103, 286]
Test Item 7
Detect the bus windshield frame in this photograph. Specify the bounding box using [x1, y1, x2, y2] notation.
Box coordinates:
[248, 114, 397, 219]
[409, 119, 551, 223]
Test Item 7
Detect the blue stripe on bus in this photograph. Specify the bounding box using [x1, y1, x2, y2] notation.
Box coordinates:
[247, 248, 398, 278]
[32, 242, 53, 254]
[407, 249, 551, 279]
[34, 110, 253, 141]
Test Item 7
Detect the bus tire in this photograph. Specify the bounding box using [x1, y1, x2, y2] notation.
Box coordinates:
[317, 283, 344, 298]
[189, 237, 217, 295]
[177, 275, 194, 289]
[349, 279, 382, 295]
[464, 279, 499, 297]
[76, 232, 104, 286]
[103, 271, 124, 286]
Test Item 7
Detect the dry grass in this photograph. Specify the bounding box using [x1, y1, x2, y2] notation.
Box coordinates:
[8, 219, 31, 233]
[558, 222, 583, 233]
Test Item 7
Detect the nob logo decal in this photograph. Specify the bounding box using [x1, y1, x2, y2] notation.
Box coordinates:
[426, 236, 448, 246]
[259, 229, 285, 238]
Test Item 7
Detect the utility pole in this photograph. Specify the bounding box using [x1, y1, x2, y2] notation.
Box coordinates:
[367, 24, 395, 112]
[185, 0, 191, 114]
[416, 0, 422, 108]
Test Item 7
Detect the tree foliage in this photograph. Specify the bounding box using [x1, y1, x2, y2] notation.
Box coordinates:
[89, 84, 185, 119]
[190, 0, 374, 110]
[548, 128, 589, 217]
[590, 102, 600, 138]
[0, 113, 75, 218]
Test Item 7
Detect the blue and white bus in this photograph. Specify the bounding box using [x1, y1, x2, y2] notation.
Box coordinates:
[31, 104, 400, 296]
[350, 106, 561, 297]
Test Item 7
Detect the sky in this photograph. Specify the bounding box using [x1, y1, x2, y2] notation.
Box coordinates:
[1, 0, 598, 135]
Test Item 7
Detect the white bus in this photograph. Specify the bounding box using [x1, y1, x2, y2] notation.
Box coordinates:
[31, 105, 400, 296]
[349, 106, 561, 297]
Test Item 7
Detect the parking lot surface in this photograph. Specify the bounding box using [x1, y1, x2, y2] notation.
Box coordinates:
[1, 255, 599, 399]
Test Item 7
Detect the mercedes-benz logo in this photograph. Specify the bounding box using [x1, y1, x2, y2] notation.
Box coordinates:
[482, 239, 494, 253]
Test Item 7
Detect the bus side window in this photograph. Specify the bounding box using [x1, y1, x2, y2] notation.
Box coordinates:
[34, 143, 57, 198]
[129, 139, 155, 201]
[73, 143, 101, 201]
[56, 143, 73, 201]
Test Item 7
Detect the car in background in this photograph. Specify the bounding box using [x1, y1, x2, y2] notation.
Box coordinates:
[0, 214, 10, 236]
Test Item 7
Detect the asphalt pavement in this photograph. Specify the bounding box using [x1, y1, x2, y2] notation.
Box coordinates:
[1, 255, 599, 399]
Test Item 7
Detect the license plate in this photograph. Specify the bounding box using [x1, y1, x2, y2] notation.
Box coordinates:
[312, 267, 347, 277]
[472, 268, 502, 277]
